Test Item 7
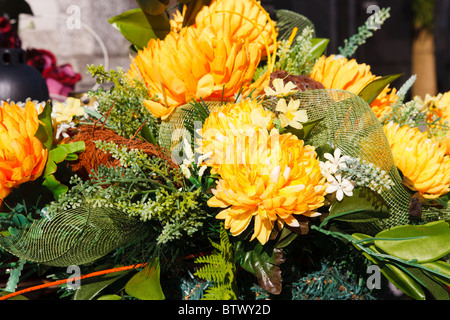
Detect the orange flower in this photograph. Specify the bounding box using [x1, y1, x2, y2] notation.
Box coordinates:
[310, 55, 398, 119]
[129, 26, 262, 119]
[0, 101, 48, 203]
[194, 0, 278, 57]
[383, 122, 450, 199]
[207, 130, 327, 244]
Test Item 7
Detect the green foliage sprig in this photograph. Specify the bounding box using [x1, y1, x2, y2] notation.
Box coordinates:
[338, 7, 391, 58]
[194, 224, 237, 300]
[86, 65, 159, 141]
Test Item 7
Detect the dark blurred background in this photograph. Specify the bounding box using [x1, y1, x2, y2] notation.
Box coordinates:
[263, 0, 450, 99]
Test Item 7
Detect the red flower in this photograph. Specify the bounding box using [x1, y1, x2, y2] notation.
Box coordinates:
[0, 17, 21, 48]
[26, 49, 82, 100]
[26, 49, 57, 73]
[43, 64, 82, 99]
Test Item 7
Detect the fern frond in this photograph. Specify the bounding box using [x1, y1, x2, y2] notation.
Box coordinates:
[194, 224, 237, 300]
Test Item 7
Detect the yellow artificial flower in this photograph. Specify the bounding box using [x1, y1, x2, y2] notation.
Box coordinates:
[275, 98, 308, 129]
[194, 0, 277, 57]
[264, 79, 297, 97]
[0, 101, 48, 203]
[52, 97, 84, 124]
[130, 26, 262, 119]
[196, 99, 275, 169]
[208, 130, 327, 245]
[310, 55, 398, 119]
[383, 122, 450, 199]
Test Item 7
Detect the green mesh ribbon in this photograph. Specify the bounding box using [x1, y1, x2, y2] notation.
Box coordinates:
[159, 89, 416, 234]
[0, 204, 141, 267]
[275, 9, 316, 41]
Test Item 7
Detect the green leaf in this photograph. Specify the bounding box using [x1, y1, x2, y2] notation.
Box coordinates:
[124, 257, 165, 300]
[407, 267, 450, 300]
[137, 0, 171, 39]
[41, 141, 85, 199]
[34, 101, 54, 150]
[358, 73, 402, 105]
[234, 241, 285, 295]
[97, 294, 122, 300]
[73, 268, 130, 300]
[108, 8, 157, 51]
[352, 233, 426, 300]
[421, 261, 450, 286]
[309, 38, 329, 60]
[42, 174, 68, 199]
[326, 187, 390, 223]
[374, 220, 450, 263]
[140, 124, 158, 146]
[284, 117, 324, 141]
[136, 0, 168, 15]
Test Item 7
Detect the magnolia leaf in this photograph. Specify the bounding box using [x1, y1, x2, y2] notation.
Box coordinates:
[358, 73, 402, 105]
[235, 241, 285, 295]
[135, 0, 171, 40]
[136, 0, 168, 16]
[327, 187, 390, 223]
[374, 220, 450, 263]
[108, 8, 157, 50]
[124, 258, 165, 300]
[309, 38, 329, 60]
[351, 233, 426, 300]
[35, 101, 54, 150]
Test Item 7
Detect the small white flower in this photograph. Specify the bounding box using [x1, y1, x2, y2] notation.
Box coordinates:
[326, 174, 354, 201]
[322, 148, 351, 175]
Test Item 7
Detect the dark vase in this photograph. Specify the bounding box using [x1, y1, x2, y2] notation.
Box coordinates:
[0, 48, 49, 102]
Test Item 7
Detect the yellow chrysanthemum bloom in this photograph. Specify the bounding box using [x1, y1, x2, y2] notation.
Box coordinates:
[194, 0, 277, 57]
[196, 99, 275, 170]
[129, 26, 262, 119]
[310, 55, 398, 119]
[383, 122, 450, 199]
[0, 101, 48, 203]
[208, 130, 327, 244]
